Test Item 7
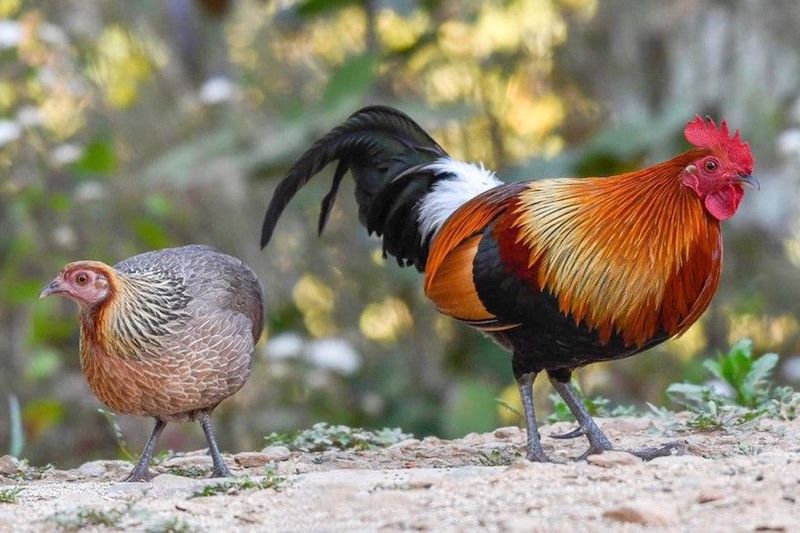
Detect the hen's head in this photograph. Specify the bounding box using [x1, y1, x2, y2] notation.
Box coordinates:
[681, 116, 756, 221]
[40, 261, 114, 308]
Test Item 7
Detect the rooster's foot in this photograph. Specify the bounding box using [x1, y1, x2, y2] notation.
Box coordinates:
[623, 441, 685, 461]
[549, 426, 586, 440]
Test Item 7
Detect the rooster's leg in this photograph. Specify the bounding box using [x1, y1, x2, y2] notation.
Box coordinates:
[122, 418, 166, 482]
[548, 371, 684, 461]
[516, 371, 549, 462]
[197, 411, 233, 478]
[547, 371, 612, 458]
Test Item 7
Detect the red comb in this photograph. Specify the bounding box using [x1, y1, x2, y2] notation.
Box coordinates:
[684, 115, 754, 172]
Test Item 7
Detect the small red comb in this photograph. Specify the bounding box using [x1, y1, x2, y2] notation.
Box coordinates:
[684, 115, 754, 172]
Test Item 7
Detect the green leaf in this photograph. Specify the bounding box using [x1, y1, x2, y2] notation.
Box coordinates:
[7, 395, 23, 458]
[132, 218, 170, 249]
[441, 378, 498, 438]
[295, 0, 358, 18]
[25, 348, 62, 382]
[72, 139, 118, 175]
[320, 53, 377, 111]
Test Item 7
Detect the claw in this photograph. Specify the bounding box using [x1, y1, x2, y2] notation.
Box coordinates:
[549, 426, 586, 440]
[625, 441, 685, 461]
[121, 467, 154, 482]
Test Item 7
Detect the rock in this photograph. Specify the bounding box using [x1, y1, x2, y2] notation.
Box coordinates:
[696, 488, 725, 503]
[648, 454, 707, 467]
[388, 438, 420, 450]
[235, 449, 290, 468]
[160, 455, 213, 469]
[147, 473, 203, 497]
[600, 417, 653, 433]
[493, 427, 521, 440]
[76, 460, 130, 478]
[587, 451, 641, 467]
[0, 455, 20, 475]
[258, 446, 292, 462]
[603, 500, 677, 526]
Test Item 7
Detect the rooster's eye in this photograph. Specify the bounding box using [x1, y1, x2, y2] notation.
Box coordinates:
[704, 159, 718, 172]
[75, 273, 89, 285]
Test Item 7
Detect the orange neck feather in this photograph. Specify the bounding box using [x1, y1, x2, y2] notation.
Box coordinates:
[510, 148, 722, 346]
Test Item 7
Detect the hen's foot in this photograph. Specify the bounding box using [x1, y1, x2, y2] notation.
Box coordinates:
[210, 463, 233, 478]
[121, 466, 155, 482]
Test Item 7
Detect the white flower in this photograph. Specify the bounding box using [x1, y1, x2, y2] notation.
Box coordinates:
[199, 76, 236, 104]
[265, 332, 304, 360]
[51, 144, 83, 166]
[305, 338, 361, 375]
[778, 128, 800, 157]
[0, 120, 20, 146]
[0, 21, 21, 49]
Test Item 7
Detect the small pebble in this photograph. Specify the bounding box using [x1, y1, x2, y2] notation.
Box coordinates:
[0, 455, 21, 476]
[493, 427, 521, 440]
[696, 488, 725, 503]
[587, 451, 641, 468]
[604, 500, 677, 526]
[259, 446, 292, 462]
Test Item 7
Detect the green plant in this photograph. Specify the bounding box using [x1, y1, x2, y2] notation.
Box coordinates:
[47, 506, 127, 530]
[770, 386, 800, 421]
[145, 516, 192, 533]
[0, 487, 23, 504]
[666, 339, 793, 430]
[163, 465, 210, 478]
[264, 423, 412, 452]
[477, 449, 517, 466]
[97, 408, 135, 462]
[547, 382, 637, 423]
[7, 395, 23, 458]
[704, 339, 778, 407]
[191, 467, 284, 498]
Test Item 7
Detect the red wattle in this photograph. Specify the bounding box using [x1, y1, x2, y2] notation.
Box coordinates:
[704, 184, 743, 221]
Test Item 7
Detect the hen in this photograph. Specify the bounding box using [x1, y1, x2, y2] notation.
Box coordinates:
[41, 245, 264, 480]
[260, 107, 756, 461]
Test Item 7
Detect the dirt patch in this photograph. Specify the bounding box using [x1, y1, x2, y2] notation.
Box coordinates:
[0, 416, 798, 531]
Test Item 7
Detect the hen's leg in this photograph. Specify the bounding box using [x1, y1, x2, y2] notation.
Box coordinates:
[516, 371, 549, 462]
[123, 418, 166, 482]
[198, 411, 233, 478]
[548, 370, 683, 461]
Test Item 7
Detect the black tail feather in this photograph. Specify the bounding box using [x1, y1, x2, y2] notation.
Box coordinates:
[260, 105, 450, 271]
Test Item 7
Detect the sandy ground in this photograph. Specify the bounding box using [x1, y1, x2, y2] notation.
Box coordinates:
[0, 415, 799, 532]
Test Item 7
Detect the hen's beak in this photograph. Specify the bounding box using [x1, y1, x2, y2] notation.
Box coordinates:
[738, 174, 760, 190]
[39, 276, 65, 299]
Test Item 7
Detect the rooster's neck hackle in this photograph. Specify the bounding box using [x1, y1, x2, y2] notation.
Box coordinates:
[509, 148, 722, 347]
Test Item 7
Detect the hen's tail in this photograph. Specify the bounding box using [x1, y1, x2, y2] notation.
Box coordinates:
[260, 105, 501, 271]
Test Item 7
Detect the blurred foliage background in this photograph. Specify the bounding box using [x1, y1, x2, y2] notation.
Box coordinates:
[2, 0, 800, 467]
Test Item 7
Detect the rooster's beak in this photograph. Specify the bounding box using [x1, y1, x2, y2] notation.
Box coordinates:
[738, 174, 760, 190]
[39, 276, 65, 299]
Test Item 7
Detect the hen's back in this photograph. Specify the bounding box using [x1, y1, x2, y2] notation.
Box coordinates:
[114, 245, 264, 343]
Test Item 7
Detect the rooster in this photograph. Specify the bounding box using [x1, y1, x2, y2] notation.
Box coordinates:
[260, 107, 756, 461]
[40, 245, 264, 480]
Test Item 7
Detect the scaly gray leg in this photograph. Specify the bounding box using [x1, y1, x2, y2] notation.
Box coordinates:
[123, 418, 166, 482]
[548, 374, 612, 458]
[548, 371, 683, 461]
[517, 372, 550, 462]
[198, 411, 233, 478]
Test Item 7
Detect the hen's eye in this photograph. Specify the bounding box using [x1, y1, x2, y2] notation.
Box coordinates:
[704, 159, 718, 172]
[75, 273, 89, 285]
